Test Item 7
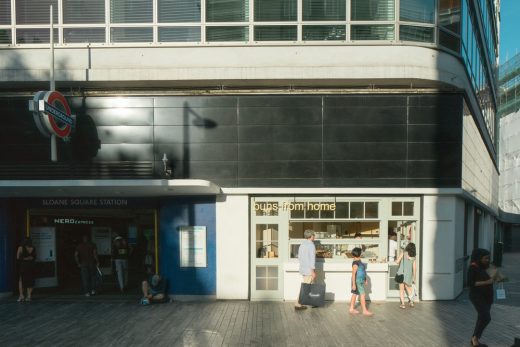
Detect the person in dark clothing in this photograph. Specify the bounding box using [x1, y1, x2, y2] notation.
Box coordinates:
[74, 234, 99, 297]
[468, 248, 495, 347]
[112, 236, 129, 293]
[16, 237, 36, 302]
[141, 274, 166, 305]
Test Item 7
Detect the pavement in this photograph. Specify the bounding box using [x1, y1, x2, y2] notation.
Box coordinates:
[1, 252, 519, 347]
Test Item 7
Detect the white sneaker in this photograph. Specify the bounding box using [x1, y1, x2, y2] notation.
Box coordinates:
[90, 290, 96, 295]
[85, 293, 91, 297]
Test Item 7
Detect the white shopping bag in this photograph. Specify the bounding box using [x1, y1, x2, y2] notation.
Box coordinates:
[496, 282, 506, 300]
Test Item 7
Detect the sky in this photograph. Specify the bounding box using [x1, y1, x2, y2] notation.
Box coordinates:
[499, 0, 520, 63]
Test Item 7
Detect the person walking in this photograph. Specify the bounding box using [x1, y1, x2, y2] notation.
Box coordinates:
[74, 234, 99, 297]
[468, 248, 496, 347]
[112, 235, 129, 293]
[396, 242, 417, 308]
[16, 237, 36, 302]
[349, 247, 373, 316]
[295, 229, 316, 310]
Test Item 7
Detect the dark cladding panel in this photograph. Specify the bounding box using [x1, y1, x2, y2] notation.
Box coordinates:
[239, 161, 322, 178]
[239, 106, 321, 125]
[69, 97, 154, 108]
[408, 142, 461, 160]
[238, 125, 322, 143]
[408, 123, 461, 142]
[154, 96, 237, 108]
[155, 107, 237, 126]
[85, 108, 154, 126]
[96, 126, 153, 144]
[155, 125, 238, 143]
[95, 144, 154, 161]
[155, 143, 238, 161]
[238, 95, 320, 107]
[324, 95, 407, 107]
[182, 161, 238, 179]
[239, 143, 321, 161]
[324, 106, 406, 125]
[238, 178, 324, 187]
[324, 178, 407, 187]
[324, 124, 407, 142]
[324, 142, 407, 160]
[323, 161, 407, 179]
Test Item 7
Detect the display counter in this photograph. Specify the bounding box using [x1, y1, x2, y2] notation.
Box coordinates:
[284, 261, 389, 302]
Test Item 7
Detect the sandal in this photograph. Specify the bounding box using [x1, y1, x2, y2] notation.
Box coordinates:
[399, 303, 406, 309]
[409, 301, 414, 307]
[17, 297, 24, 303]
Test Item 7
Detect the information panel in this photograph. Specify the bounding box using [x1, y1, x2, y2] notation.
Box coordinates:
[179, 226, 207, 268]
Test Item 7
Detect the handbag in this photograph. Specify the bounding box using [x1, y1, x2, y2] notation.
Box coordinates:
[394, 256, 405, 283]
[299, 283, 326, 307]
[496, 282, 506, 300]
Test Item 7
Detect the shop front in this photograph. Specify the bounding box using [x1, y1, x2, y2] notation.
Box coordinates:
[250, 196, 421, 302]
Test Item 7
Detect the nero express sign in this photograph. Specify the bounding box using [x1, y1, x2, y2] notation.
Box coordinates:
[30, 91, 75, 139]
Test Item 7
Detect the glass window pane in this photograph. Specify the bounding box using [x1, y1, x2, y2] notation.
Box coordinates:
[365, 202, 379, 218]
[351, 24, 395, 40]
[255, 0, 296, 21]
[16, 0, 58, 25]
[321, 208, 334, 219]
[256, 224, 278, 258]
[267, 266, 278, 277]
[111, 0, 153, 23]
[303, 25, 346, 40]
[305, 202, 320, 218]
[350, 202, 364, 218]
[256, 266, 267, 277]
[303, 0, 346, 21]
[399, 25, 434, 42]
[159, 27, 201, 42]
[16, 28, 58, 44]
[439, 28, 459, 52]
[206, 0, 249, 22]
[63, 0, 105, 24]
[351, 0, 395, 21]
[267, 278, 278, 290]
[403, 202, 414, 216]
[439, 0, 460, 34]
[254, 201, 279, 216]
[392, 202, 402, 216]
[110, 27, 153, 42]
[64, 28, 105, 43]
[158, 0, 201, 23]
[0, 29, 10, 44]
[254, 25, 297, 41]
[400, 0, 435, 23]
[0, 0, 11, 24]
[335, 202, 349, 218]
[206, 26, 248, 41]
[256, 278, 267, 290]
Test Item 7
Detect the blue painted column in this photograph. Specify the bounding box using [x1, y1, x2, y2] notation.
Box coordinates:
[159, 197, 216, 296]
[0, 199, 13, 295]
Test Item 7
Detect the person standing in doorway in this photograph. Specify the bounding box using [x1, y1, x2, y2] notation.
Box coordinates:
[75, 234, 99, 297]
[112, 235, 129, 293]
[295, 229, 316, 310]
[388, 230, 398, 262]
[468, 248, 496, 347]
[396, 242, 417, 308]
[16, 237, 36, 302]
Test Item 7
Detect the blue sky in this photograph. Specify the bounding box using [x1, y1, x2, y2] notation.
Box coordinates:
[500, 0, 520, 63]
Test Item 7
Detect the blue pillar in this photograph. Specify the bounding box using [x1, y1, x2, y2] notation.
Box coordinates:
[0, 199, 13, 295]
[159, 197, 216, 296]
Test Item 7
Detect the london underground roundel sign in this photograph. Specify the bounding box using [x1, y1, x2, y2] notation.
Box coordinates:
[30, 91, 75, 139]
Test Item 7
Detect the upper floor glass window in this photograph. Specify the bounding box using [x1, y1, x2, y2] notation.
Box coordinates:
[400, 0, 435, 24]
[439, 0, 460, 34]
[0, 0, 11, 25]
[158, 0, 201, 23]
[64, 0, 105, 24]
[111, 0, 153, 23]
[255, 0, 296, 21]
[351, 0, 395, 21]
[206, 0, 249, 22]
[303, 0, 346, 21]
[16, 0, 58, 25]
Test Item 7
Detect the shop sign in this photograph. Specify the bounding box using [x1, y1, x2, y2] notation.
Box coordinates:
[29, 90, 75, 139]
[41, 198, 129, 207]
[179, 226, 207, 268]
[254, 201, 336, 213]
[53, 217, 94, 225]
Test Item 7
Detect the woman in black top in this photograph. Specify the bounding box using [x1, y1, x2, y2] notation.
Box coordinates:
[467, 248, 495, 347]
[16, 237, 37, 302]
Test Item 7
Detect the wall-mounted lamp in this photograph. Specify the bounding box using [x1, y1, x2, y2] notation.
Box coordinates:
[162, 153, 172, 178]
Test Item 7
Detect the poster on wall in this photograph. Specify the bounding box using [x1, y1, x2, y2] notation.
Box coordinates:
[179, 226, 207, 268]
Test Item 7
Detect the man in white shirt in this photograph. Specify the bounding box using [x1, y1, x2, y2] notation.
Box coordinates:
[388, 231, 398, 263]
[295, 229, 316, 310]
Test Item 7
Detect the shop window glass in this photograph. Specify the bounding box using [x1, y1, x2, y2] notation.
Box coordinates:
[439, 0, 460, 34]
[351, 0, 395, 21]
[399, 25, 434, 42]
[350, 202, 364, 218]
[335, 202, 349, 218]
[0, 0, 11, 24]
[351, 24, 395, 40]
[256, 266, 278, 290]
[110, 27, 153, 42]
[16, 0, 58, 25]
[158, 0, 201, 23]
[365, 202, 379, 218]
[255, 0, 296, 21]
[392, 201, 403, 216]
[303, 25, 346, 40]
[303, 0, 346, 21]
[256, 224, 279, 258]
[290, 208, 305, 218]
[206, 0, 249, 22]
[0, 29, 10, 44]
[111, 0, 153, 23]
[16, 28, 58, 44]
[254, 201, 279, 216]
[206, 26, 248, 41]
[64, 28, 105, 43]
[438, 28, 459, 52]
[403, 202, 414, 216]
[320, 208, 334, 219]
[63, 0, 105, 24]
[158, 27, 201, 42]
[254, 26, 297, 41]
[400, 0, 435, 24]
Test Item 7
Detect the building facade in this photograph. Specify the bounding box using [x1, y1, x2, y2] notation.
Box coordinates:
[0, 0, 500, 302]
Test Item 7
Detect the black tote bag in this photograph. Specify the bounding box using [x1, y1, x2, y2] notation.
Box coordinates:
[299, 283, 326, 307]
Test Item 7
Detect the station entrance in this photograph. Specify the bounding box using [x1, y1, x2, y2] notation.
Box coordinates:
[25, 208, 157, 296]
